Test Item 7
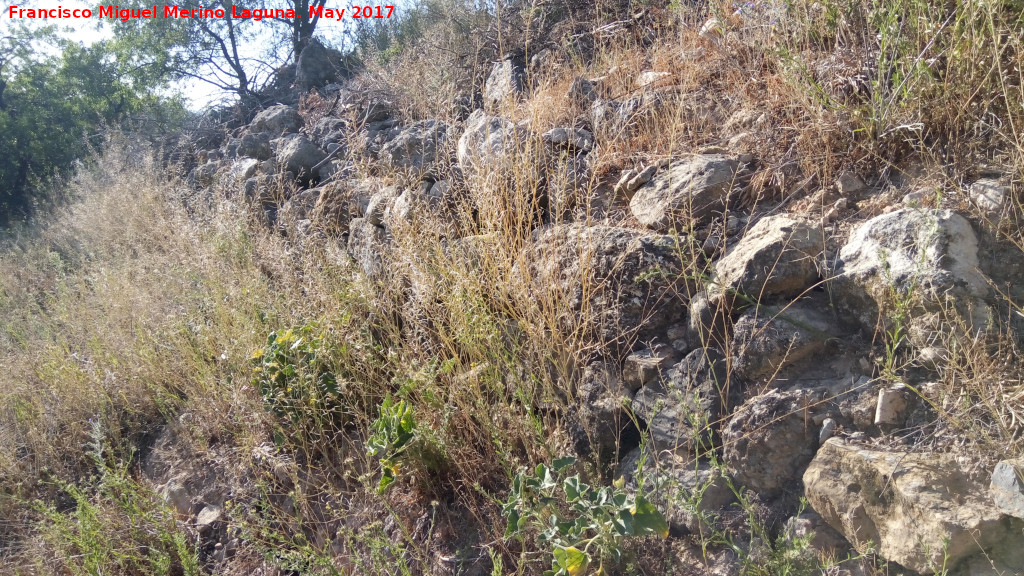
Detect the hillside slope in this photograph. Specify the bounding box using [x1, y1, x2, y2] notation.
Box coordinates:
[2, 1, 1024, 575]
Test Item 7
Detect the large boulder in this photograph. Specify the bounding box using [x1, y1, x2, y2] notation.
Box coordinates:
[483, 57, 527, 110]
[521, 224, 690, 347]
[632, 348, 729, 456]
[379, 120, 449, 172]
[294, 39, 347, 90]
[723, 388, 828, 499]
[832, 209, 991, 333]
[804, 439, 1022, 574]
[251, 105, 302, 135]
[274, 134, 327, 180]
[457, 110, 543, 228]
[630, 154, 739, 231]
[730, 300, 836, 381]
[237, 131, 272, 160]
[714, 215, 823, 302]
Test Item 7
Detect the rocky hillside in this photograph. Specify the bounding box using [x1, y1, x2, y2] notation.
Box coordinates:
[2, 1, 1024, 575]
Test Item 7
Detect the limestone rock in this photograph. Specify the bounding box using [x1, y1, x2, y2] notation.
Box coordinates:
[632, 349, 728, 455]
[521, 224, 689, 347]
[833, 209, 991, 332]
[730, 301, 835, 381]
[714, 215, 823, 301]
[630, 155, 739, 231]
[379, 120, 449, 172]
[274, 133, 327, 180]
[251, 105, 302, 135]
[804, 439, 1020, 574]
[483, 57, 526, 109]
[990, 458, 1024, 520]
[723, 388, 826, 499]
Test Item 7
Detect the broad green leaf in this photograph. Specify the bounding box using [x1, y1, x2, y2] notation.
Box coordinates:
[552, 456, 577, 472]
[554, 546, 589, 576]
[614, 509, 634, 536]
[631, 495, 669, 538]
[505, 509, 520, 537]
[563, 475, 583, 502]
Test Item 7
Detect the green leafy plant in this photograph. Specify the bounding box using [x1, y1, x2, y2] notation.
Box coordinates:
[366, 395, 417, 493]
[503, 456, 669, 576]
[251, 324, 339, 425]
[34, 420, 201, 576]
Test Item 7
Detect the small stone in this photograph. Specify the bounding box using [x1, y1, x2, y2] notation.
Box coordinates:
[836, 172, 865, 194]
[874, 384, 907, 426]
[623, 347, 677, 392]
[196, 505, 223, 534]
[819, 417, 837, 444]
[991, 459, 1024, 520]
[614, 169, 637, 195]
[626, 165, 658, 192]
[970, 178, 1008, 215]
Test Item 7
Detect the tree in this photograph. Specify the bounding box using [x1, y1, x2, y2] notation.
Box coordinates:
[104, 0, 336, 105]
[105, 0, 277, 104]
[0, 25, 184, 225]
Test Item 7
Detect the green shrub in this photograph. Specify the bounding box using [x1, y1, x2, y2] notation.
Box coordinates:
[366, 395, 418, 493]
[503, 456, 669, 576]
[251, 324, 340, 426]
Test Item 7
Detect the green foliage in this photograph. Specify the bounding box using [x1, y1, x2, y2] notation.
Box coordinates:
[251, 324, 340, 425]
[503, 456, 669, 576]
[0, 25, 184, 225]
[33, 420, 201, 576]
[366, 395, 417, 493]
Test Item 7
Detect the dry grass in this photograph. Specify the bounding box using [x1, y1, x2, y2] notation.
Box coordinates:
[2, 0, 1024, 574]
